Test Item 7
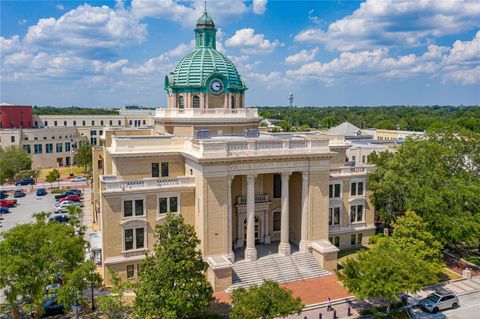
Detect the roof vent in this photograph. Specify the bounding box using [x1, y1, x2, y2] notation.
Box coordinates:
[195, 128, 210, 139]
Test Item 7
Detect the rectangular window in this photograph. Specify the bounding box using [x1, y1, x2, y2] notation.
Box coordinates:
[90, 130, 97, 136]
[109, 120, 113, 126]
[124, 229, 134, 250]
[362, 155, 366, 163]
[143, 120, 146, 125]
[126, 265, 135, 279]
[129, 120, 132, 125]
[350, 204, 364, 223]
[135, 228, 144, 249]
[118, 120, 121, 125]
[329, 183, 341, 198]
[152, 163, 159, 177]
[46, 143, 53, 153]
[10, 136, 15, 143]
[90, 137, 97, 145]
[352, 155, 356, 162]
[329, 207, 341, 225]
[161, 162, 169, 177]
[64, 121, 67, 126]
[45, 121, 48, 126]
[73, 120, 76, 126]
[91, 120, 95, 125]
[273, 211, 281, 231]
[334, 236, 340, 247]
[56, 143, 62, 153]
[34, 121, 38, 127]
[158, 196, 178, 214]
[82, 121, 86, 126]
[273, 174, 281, 198]
[54, 121, 58, 126]
[351, 182, 364, 196]
[99, 130, 103, 136]
[23, 145, 31, 153]
[65, 142, 71, 152]
[357, 182, 364, 195]
[123, 199, 144, 217]
[358, 233, 363, 245]
[100, 120, 104, 125]
[351, 234, 356, 245]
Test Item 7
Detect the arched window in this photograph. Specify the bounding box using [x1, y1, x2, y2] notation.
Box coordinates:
[199, 34, 204, 46]
[193, 95, 200, 108]
[231, 95, 235, 109]
[178, 96, 184, 109]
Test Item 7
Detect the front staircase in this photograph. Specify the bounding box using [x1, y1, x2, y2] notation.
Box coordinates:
[227, 252, 331, 292]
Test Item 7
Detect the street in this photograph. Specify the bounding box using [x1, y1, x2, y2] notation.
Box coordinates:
[409, 290, 480, 319]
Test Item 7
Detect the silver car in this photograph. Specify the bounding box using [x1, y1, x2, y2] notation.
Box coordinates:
[418, 291, 459, 313]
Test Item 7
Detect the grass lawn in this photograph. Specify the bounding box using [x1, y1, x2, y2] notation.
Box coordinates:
[38, 166, 86, 180]
[337, 245, 370, 265]
[440, 268, 463, 281]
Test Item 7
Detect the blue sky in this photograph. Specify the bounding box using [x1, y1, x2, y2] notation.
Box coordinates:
[1, 0, 479, 107]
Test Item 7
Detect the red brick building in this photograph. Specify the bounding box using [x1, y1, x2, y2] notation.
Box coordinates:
[0, 105, 33, 129]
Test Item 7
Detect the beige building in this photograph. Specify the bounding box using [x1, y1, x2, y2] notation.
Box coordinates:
[92, 11, 376, 292]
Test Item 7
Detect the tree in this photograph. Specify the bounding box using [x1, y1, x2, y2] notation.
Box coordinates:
[367, 129, 480, 246]
[46, 168, 61, 186]
[0, 146, 32, 184]
[0, 215, 86, 318]
[230, 280, 304, 319]
[96, 269, 131, 319]
[338, 237, 442, 313]
[133, 213, 213, 319]
[75, 142, 92, 171]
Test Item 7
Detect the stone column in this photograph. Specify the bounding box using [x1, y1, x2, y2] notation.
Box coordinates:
[278, 172, 291, 256]
[245, 174, 257, 261]
[226, 176, 234, 262]
[299, 171, 309, 252]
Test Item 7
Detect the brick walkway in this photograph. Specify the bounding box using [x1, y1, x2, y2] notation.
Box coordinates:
[213, 274, 352, 306]
[443, 253, 480, 277]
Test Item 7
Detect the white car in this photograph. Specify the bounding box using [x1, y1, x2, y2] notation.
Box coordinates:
[71, 176, 86, 182]
[54, 201, 81, 212]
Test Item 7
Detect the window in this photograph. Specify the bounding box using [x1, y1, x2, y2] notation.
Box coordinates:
[45, 121, 48, 126]
[90, 137, 97, 145]
[329, 183, 341, 198]
[351, 181, 364, 196]
[90, 130, 97, 136]
[273, 174, 281, 198]
[124, 227, 145, 251]
[43, 136, 47, 140]
[54, 121, 58, 126]
[152, 163, 159, 177]
[64, 121, 67, 126]
[99, 130, 103, 136]
[178, 96, 184, 109]
[231, 95, 235, 109]
[23, 145, 31, 153]
[273, 211, 281, 231]
[159, 196, 178, 214]
[329, 207, 340, 225]
[109, 120, 113, 126]
[46, 144, 53, 153]
[351, 234, 356, 245]
[10, 136, 15, 143]
[82, 121, 86, 126]
[362, 155, 366, 163]
[192, 95, 200, 108]
[73, 120, 76, 126]
[350, 204, 364, 223]
[127, 265, 135, 279]
[129, 120, 132, 125]
[56, 143, 62, 153]
[334, 236, 340, 247]
[352, 155, 356, 162]
[91, 120, 95, 125]
[143, 120, 146, 125]
[161, 162, 169, 177]
[100, 120, 104, 125]
[34, 121, 38, 127]
[123, 199, 144, 217]
[65, 142, 71, 152]
[358, 233, 363, 245]
[34, 144, 43, 154]
[118, 120, 121, 125]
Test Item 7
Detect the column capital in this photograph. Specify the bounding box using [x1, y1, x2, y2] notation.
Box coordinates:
[302, 171, 309, 179]
[281, 171, 291, 180]
[227, 175, 234, 185]
[247, 174, 257, 182]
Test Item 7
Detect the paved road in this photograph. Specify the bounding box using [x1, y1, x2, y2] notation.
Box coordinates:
[409, 290, 480, 319]
[0, 181, 87, 192]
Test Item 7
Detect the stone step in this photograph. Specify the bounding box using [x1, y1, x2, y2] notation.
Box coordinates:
[227, 252, 331, 292]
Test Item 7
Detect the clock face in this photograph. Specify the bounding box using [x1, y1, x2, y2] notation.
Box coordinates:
[209, 78, 224, 95]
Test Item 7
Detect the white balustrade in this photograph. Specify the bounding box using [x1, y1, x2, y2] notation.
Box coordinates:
[156, 108, 259, 119]
[102, 176, 195, 191]
[236, 194, 269, 205]
[329, 166, 375, 175]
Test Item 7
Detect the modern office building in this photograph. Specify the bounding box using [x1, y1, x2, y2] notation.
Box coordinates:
[92, 11, 376, 292]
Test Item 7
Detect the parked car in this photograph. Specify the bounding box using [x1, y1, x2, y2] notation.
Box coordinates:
[71, 176, 86, 182]
[49, 214, 70, 223]
[40, 294, 64, 317]
[36, 188, 48, 196]
[58, 195, 81, 202]
[54, 201, 81, 212]
[419, 291, 459, 313]
[13, 189, 26, 198]
[54, 189, 82, 200]
[0, 199, 16, 207]
[0, 207, 10, 214]
[15, 178, 35, 186]
[0, 191, 7, 199]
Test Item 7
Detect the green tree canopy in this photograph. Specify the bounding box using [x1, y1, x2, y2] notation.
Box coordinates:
[367, 129, 480, 246]
[0, 146, 32, 184]
[45, 168, 60, 184]
[230, 280, 304, 319]
[0, 215, 86, 318]
[133, 213, 213, 319]
[75, 142, 92, 171]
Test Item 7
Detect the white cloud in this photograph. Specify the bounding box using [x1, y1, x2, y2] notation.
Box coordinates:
[225, 28, 280, 54]
[0, 36, 22, 55]
[252, 0, 267, 15]
[443, 65, 480, 85]
[24, 3, 147, 58]
[443, 31, 480, 65]
[295, 0, 480, 52]
[56, 3, 65, 11]
[18, 19, 27, 26]
[285, 48, 319, 65]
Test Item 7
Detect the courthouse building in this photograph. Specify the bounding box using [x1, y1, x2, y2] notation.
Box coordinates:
[92, 11, 375, 291]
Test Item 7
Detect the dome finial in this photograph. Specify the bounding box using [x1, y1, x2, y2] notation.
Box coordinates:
[204, 0, 207, 13]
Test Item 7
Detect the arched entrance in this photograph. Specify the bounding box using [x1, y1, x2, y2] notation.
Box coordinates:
[244, 216, 261, 244]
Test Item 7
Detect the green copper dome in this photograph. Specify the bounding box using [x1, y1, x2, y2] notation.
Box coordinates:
[164, 10, 247, 94]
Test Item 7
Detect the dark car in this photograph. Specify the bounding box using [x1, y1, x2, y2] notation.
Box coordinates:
[36, 188, 47, 196]
[0, 191, 7, 199]
[54, 189, 82, 200]
[40, 294, 64, 317]
[15, 178, 35, 186]
[13, 189, 25, 198]
[49, 214, 70, 223]
[0, 207, 10, 214]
